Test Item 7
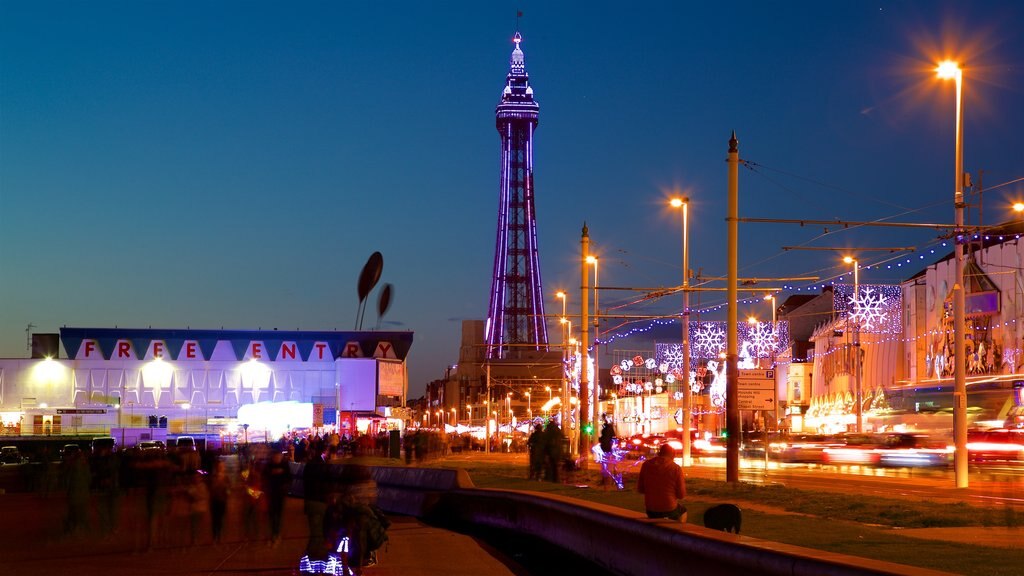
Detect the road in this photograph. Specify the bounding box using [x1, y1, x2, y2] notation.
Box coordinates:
[685, 456, 1024, 511]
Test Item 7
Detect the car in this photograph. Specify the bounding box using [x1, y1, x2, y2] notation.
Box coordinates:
[622, 433, 662, 458]
[967, 429, 1024, 463]
[174, 436, 196, 451]
[822, 433, 884, 465]
[60, 443, 83, 462]
[137, 440, 166, 454]
[769, 434, 841, 463]
[90, 436, 117, 454]
[0, 446, 25, 464]
[875, 433, 951, 468]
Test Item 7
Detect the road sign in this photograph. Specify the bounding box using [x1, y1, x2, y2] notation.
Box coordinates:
[737, 389, 776, 411]
[738, 369, 775, 390]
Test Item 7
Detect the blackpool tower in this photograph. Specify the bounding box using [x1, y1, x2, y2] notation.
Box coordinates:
[485, 32, 548, 359]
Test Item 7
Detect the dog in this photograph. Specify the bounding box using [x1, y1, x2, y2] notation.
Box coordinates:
[702, 503, 742, 534]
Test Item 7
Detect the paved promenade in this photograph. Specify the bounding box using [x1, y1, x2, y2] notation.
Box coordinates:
[0, 490, 518, 576]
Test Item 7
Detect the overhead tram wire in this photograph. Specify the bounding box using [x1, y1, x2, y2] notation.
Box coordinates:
[742, 159, 915, 212]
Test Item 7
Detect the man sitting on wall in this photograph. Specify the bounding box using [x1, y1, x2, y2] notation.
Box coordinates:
[637, 443, 687, 522]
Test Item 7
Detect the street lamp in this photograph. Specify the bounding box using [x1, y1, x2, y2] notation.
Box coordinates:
[843, 256, 862, 433]
[182, 403, 190, 434]
[525, 391, 531, 420]
[467, 403, 472, 424]
[556, 291, 569, 441]
[670, 196, 693, 466]
[764, 292, 778, 432]
[586, 255, 600, 435]
[937, 59, 968, 489]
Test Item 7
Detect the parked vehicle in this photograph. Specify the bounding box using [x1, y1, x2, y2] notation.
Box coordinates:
[90, 436, 117, 453]
[0, 446, 25, 464]
[60, 444, 83, 462]
[137, 440, 167, 454]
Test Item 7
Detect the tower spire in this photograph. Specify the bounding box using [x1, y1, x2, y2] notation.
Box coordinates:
[486, 32, 546, 359]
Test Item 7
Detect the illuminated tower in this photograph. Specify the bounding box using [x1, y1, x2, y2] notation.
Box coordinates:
[486, 32, 548, 359]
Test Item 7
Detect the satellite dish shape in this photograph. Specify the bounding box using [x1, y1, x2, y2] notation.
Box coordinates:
[376, 283, 393, 329]
[355, 251, 384, 330]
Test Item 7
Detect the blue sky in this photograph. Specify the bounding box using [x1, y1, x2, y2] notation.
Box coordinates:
[2, 1, 1023, 396]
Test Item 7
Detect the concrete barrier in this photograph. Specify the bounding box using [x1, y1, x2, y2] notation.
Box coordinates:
[364, 465, 954, 576]
[290, 462, 472, 517]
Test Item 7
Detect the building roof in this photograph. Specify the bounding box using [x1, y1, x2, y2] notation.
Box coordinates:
[59, 327, 413, 362]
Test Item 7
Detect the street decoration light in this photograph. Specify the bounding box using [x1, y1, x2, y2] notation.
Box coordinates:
[937, 59, 968, 488]
[843, 256, 862, 433]
[670, 196, 693, 465]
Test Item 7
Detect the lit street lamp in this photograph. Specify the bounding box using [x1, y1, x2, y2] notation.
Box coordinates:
[586, 255, 600, 435]
[556, 291, 569, 441]
[843, 256, 862, 433]
[937, 59, 968, 489]
[670, 196, 693, 466]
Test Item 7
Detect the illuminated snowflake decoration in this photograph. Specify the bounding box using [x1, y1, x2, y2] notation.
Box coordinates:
[692, 323, 726, 358]
[660, 343, 685, 372]
[834, 283, 901, 334]
[747, 321, 777, 358]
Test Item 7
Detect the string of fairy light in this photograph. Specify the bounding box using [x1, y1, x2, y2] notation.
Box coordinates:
[596, 231, 1024, 355]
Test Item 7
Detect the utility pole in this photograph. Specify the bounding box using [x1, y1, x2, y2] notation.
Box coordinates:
[726, 132, 740, 483]
[580, 224, 591, 458]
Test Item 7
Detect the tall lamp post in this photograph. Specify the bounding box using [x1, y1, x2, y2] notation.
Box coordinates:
[670, 197, 692, 466]
[764, 293, 778, 432]
[843, 256, 862, 433]
[556, 291, 570, 440]
[586, 255, 600, 434]
[937, 59, 968, 488]
[580, 225, 591, 458]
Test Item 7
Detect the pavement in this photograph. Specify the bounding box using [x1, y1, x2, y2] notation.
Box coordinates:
[0, 489, 520, 576]
[1, 453, 1020, 576]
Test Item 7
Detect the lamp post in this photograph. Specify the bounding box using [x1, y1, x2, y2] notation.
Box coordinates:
[467, 404, 472, 425]
[670, 196, 692, 466]
[764, 293, 778, 434]
[586, 255, 600, 436]
[182, 403, 190, 434]
[843, 256, 862, 433]
[525, 391, 531, 420]
[556, 291, 570, 444]
[937, 59, 968, 489]
[580, 225, 591, 458]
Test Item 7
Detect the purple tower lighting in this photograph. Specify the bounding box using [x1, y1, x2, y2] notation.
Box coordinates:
[486, 32, 548, 359]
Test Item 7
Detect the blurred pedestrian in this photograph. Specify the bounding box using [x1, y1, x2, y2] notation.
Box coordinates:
[208, 459, 230, 544]
[62, 449, 91, 537]
[527, 424, 544, 480]
[265, 450, 292, 546]
[303, 446, 330, 557]
[187, 470, 210, 545]
[542, 421, 563, 483]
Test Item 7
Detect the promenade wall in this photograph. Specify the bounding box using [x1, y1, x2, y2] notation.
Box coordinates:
[293, 463, 953, 576]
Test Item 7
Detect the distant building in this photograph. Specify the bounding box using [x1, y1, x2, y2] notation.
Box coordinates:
[0, 327, 413, 441]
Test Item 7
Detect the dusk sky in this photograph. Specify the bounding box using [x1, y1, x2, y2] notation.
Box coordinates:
[2, 2, 1023, 397]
